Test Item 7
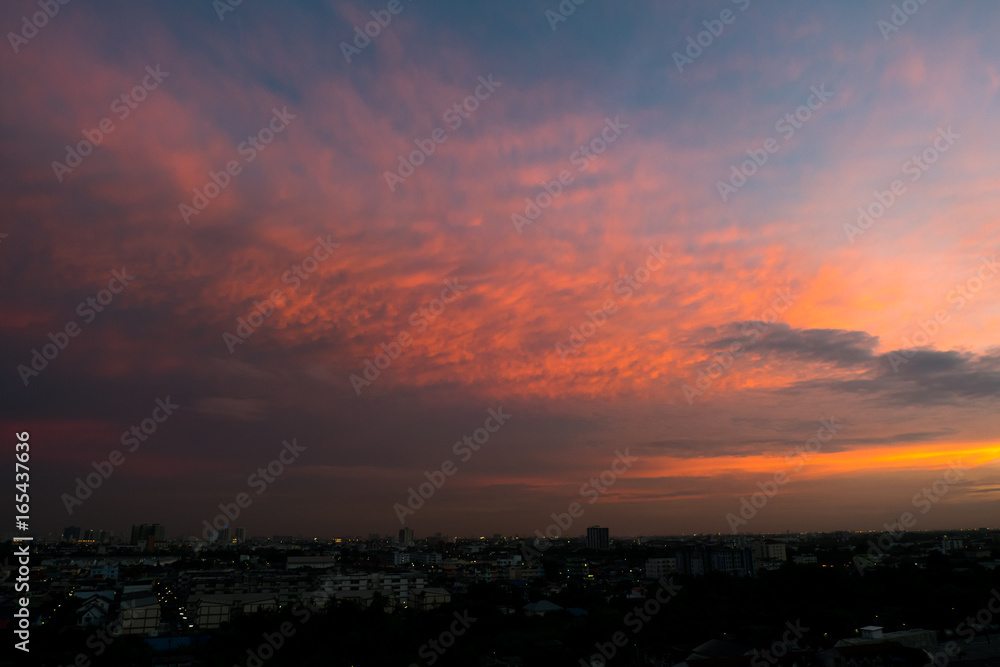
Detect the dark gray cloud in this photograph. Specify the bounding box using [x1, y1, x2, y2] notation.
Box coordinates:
[698, 323, 1000, 406]
[709, 322, 879, 368]
[641, 429, 956, 459]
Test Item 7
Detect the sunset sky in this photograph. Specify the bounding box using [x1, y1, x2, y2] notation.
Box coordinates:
[3, 0, 999, 540]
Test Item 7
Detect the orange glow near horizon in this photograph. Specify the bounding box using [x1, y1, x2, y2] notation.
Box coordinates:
[640, 442, 1000, 482]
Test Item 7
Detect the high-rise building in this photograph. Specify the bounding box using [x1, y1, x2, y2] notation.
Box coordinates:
[586, 525, 610, 551]
[63, 526, 81, 542]
[942, 535, 963, 553]
[645, 557, 677, 578]
[130, 523, 166, 545]
[675, 546, 756, 577]
[399, 527, 414, 546]
[234, 527, 246, 543]
[566, 556, 590, 578]
[751, 539, 787, 562]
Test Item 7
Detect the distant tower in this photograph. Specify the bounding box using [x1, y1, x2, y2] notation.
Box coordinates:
[234, 527, 246, 543]
[587, 525, 610, 550]
[399, 527, 414, 546]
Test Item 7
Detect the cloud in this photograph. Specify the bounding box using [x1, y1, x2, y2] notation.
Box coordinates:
[4, 1, 1000, 536]
[695, 323, 1000, 406]
[192, 397, 269, 421]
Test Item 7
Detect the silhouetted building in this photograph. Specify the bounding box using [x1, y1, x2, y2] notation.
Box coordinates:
[130, 523, 165, 545]
[751, 539, 787, 562]
[566, 556, 590, 578]
[942, 535, 963, 553]
[118, 591, 161, 635]
[586, 525, 610, 550]
[645, 557, 677, 578]
[399, 526, 414, 546]
[63, 526, 81, 542]
[676, 546, 756, 577]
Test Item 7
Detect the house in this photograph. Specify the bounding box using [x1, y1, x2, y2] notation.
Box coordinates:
[332, 590, 395, 608]
[497, 555, 522, 568]
[408, 587, 451, 611]
[627, 586, 648, 599]
[412, 552, 443, 566]
[186, 593, 278, 629]
[836, 626, 935, 649]
[523, 600, 563, 617]
[75, 592, 113, 628]
[89, 564, 119, 579]
[645, 557, 677, 578]
[117, 591, 161, 635]
[509, 564, 544, 581]
[685, 638, 752, 661]
[285, 556, 337, 570]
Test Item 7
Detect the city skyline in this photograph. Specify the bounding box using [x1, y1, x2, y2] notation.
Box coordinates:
[3, 2, 1000, 541]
